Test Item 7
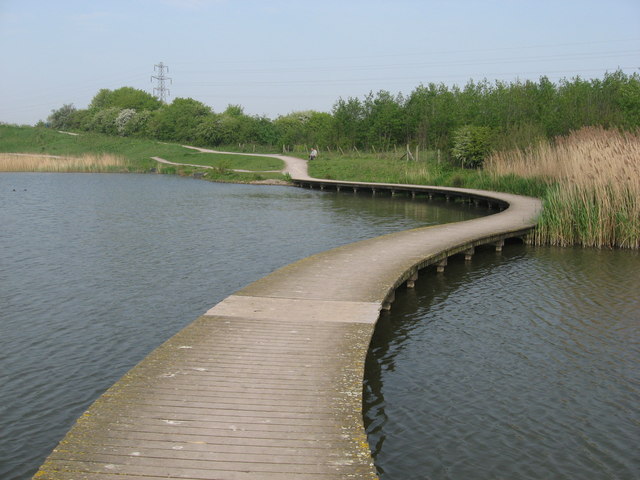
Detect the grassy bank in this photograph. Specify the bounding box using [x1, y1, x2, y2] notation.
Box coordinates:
[307, 127, 639, 249]
[307, 148, 548, 198]
[0, 125, 286, 182]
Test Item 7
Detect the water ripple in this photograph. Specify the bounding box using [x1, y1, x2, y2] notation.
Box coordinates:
[0, 173, 484, 480]
[365, 245, 640, 480]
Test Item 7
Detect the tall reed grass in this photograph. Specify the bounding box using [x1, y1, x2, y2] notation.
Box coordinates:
[0, 153, 129, 172]
[487, 127, 640, 248]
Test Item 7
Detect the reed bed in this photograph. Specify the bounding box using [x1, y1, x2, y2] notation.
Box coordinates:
[487, 127, 640, 248]
[0, 153, 129, 172]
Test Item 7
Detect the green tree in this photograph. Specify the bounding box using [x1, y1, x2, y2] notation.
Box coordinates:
[148, 97, 213, 142]
[617, 73, 640, 128]
[69, 109, 94, 132]
[363, 90, 405, 150]
[306, 111, 333, 148]
[274, 111, 312, 147]
[223, 104, 245, 117]
[405, 83, 458, 149]
[273, 110, 332, 149]
[247, 115, 278, 146]
[536, 76, 560, 136]
[89, 87, 162, 111]
[331, 97, 366, 148]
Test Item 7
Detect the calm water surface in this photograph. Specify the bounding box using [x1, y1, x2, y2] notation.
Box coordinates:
[3, 173, 637, 480]
[0, 173, 482, 480]
[365, 244, 640, 479]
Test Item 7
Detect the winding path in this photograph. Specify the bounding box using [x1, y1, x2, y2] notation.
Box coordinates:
[35, 152, 541, 480]
[152, 146, 310, 178]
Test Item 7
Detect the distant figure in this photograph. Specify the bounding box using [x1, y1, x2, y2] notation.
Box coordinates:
[309, 148, 318, 161]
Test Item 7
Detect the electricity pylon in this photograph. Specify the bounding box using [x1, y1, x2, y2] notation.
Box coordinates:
[151, 62, 172, 103]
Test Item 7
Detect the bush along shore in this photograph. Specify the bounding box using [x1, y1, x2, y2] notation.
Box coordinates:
[1, 124, 638, 249]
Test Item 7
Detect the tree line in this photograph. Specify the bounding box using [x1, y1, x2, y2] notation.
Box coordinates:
[46, 70, 640, 159]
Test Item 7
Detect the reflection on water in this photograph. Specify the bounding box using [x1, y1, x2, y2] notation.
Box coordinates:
[0, 173, 483, 480]
[365, 244, 640, 480]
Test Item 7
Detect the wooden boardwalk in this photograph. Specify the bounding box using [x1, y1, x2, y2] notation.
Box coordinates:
[34, 161, 541, 480]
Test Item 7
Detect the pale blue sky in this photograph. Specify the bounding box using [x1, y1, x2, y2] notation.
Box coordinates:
[1, 0, 638, 125]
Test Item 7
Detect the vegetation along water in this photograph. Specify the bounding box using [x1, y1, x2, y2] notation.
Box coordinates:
[2, 69, 639, 247]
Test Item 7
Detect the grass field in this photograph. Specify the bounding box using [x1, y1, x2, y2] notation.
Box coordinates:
[307, 149, 548, 198]
[0, 125, 285, 182]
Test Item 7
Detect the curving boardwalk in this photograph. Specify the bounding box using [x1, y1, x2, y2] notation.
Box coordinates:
[35, 155, 541, 480]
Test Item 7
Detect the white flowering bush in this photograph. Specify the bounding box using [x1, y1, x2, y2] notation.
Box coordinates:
[116, 109, 137, 136]
[451, 125, 494, 169]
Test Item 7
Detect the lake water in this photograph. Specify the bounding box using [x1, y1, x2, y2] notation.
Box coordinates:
[0, 172, 483, 480]
[364, 244, 640, 479]
[2, 173, 638, 480]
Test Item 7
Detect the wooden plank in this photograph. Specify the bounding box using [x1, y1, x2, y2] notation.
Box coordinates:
[56, 436, 354, 458]
[37, 316, 375, 478]
[43, 454, 370, 475]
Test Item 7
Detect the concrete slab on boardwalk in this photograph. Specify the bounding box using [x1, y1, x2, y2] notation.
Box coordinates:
[206, 296, 381, 324]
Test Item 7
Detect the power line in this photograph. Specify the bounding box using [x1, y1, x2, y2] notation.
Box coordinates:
[151, 62, 172, 103]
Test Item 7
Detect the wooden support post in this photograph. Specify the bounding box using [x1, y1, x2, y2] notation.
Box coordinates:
[464, 247, 475, 261]
[494, 240, 505, 252]
[381, 290, 395, 311]
[437, 258, 447, 273]
[406, 272, 418, 288]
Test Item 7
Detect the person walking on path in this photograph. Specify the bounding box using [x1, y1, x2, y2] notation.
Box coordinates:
[309, 147, 318, 161]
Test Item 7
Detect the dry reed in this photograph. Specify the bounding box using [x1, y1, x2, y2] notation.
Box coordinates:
[0, 153, 128, 172]
[487, 127, 640, 248]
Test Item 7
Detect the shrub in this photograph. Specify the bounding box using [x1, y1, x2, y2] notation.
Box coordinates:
[47, 104, 77, 130]
[451, 125, 493, 168]
[115, 109, 137, 136]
